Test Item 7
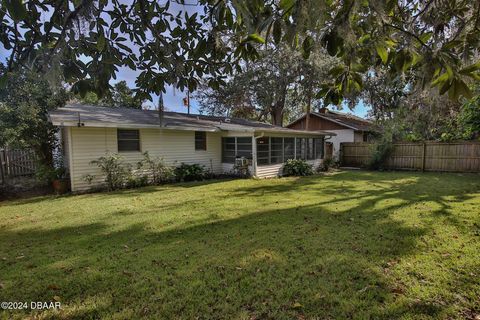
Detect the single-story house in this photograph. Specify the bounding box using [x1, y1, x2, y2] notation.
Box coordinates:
[287, 107, 376, 159]
[49, 104, 336, 192]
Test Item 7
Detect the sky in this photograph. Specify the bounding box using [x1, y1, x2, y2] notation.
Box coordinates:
[0, 1, 371, 120]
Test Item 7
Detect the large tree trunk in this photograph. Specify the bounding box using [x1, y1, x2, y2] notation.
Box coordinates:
[270, 81, 287, 126]
[271, 103, 284, 126]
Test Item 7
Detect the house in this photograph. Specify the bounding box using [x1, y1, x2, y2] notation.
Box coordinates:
[287, 107, 375, 159]
[48, 104, 336, 192]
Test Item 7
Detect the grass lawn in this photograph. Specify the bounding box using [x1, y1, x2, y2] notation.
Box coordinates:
[0, 171, 479, 319]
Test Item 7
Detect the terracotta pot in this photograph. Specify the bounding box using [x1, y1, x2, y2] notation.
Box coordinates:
[52, 179, 69, 194]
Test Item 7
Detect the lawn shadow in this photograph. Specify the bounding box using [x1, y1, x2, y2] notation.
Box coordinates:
[0, 202, 434, 319]
[1, 171, 479, 319]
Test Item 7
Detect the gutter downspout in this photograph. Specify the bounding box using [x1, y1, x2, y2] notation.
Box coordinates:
[253, 132, 265, 177]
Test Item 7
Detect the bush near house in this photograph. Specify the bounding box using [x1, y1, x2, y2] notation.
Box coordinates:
[283, 159, 314, 176]
[174, 163, 209, 182]
[87, 153, 212, 190]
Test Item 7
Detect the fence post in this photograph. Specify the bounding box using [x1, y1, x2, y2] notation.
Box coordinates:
[421, 142, 427, 172]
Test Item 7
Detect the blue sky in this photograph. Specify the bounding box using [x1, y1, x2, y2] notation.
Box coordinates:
[0, 1, 371, 119]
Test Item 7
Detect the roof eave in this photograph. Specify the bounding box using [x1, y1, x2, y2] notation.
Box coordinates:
[254, 128, 336, 136]
[50, 120, 220, 132]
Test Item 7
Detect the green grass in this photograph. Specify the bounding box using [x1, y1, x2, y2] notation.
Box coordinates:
[0, 171, 479, 319]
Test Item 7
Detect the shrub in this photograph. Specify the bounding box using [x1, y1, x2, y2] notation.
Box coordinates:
[126, 175, 149, 189]
[318, 158, 336, 172]
[174, 163, 207, 182]
[283, 159, 313, 176]
[36, 164, 67, 183]
[90, 153, 132, 191]
[368, 140, 393, 170]
[137, 152, 175, 184]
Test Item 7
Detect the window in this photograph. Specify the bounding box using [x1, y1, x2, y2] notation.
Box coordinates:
[306, 138, 315, 160]
[315, 138, 324, 159]
[256, 137, 270, 165]
[271, 137, 283, 164]
[117, 129, 140, 152]
[284, 138, 295, 160]
[296, 138, 306, 160]
[236, 137, 253, 159]
[222, 137, 236, 163]
[222, 137, 252, 163]
[195, 131, 207, 150]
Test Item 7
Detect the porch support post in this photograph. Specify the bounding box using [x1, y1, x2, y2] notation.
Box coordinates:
[294, 137, 297, 159]
[251, 135, 257, 177]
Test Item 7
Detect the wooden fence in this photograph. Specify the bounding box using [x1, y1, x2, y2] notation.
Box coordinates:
[340, 142, 480, 173]
[0, 148, 38, 184]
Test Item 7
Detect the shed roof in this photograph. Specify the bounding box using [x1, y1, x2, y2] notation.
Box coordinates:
[49, 104, 336, 136]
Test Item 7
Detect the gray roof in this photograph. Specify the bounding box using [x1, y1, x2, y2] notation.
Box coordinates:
[49, 104, 336, 136]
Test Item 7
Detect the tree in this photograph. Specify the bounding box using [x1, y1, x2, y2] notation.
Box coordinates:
[2, 0, 479, 103]
[0, 0, 235, 100]
[216, 0, 480, 102]
[0, 65, 68, 166]
[75, 81, 144, 109]
[195, 44, 337, 125]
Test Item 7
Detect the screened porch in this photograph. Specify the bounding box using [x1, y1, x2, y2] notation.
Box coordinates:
[221, 135, 326, 171]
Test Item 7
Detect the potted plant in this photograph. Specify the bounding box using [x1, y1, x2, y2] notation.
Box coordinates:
[36, 165, 69, 194]
[51, 167, 69, 194]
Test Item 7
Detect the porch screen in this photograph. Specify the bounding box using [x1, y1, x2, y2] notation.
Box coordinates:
[222, 137, 253, 163]
[257, 137, 324, 166]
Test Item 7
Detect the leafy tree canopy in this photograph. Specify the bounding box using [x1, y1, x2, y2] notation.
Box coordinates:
[195, 44, 337, 125]
[1, 0, 479, 103]
[0, 64, 68, 165]
[74, 81, 145, 109]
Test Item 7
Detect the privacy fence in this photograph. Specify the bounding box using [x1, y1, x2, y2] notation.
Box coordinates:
[0, 148, 38, 184]
[340, 141, 480, 173]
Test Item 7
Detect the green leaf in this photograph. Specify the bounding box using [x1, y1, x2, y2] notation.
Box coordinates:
[431, 72, 449, 87]
[439, 78, 451, 95]
[460, 61, 480, 74]
[273, 20, 282, 44]
[394, 51, 405, 72]
[245, 33, 265, 44]
[97, 33, 106, 51]
[419, 32, 433, 44]
[3, 0, 27, 21]
[279, 0, 295, 11]
[329, 65, 345, 77]
[455, 79, 472, 99]
[324, 32, 342, 56]
[302, 35, 314, 59]
[376, 45, 388, 64]
[358, 34, 370, 44]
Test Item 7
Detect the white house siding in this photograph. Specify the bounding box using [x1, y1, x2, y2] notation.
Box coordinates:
[255, 159, 323, 178]
[325, 129, 355, 160]
[69, 127, 223, 192]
